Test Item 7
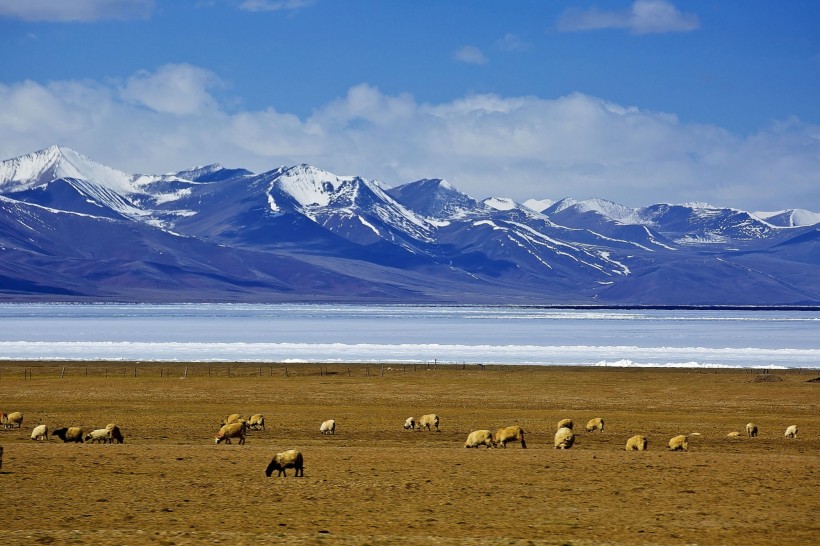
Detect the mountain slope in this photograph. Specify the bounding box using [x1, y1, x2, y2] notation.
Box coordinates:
[0, 146, 818, 305]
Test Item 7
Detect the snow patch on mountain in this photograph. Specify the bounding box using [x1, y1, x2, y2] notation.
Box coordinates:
[522, 198, 554, 213]
[483, 197, 517, 211]
[754, 209, 820, 227]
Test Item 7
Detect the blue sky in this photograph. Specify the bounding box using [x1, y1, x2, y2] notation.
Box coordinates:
[1, 0, 818, 211]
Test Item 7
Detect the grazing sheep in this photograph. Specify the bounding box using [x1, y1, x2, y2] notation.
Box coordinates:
[247, 414, 266, 431]
[106, 423, 124, 444]
[464, 430, 495, 449]
[265, 449, 304, 477]
[585, 417, 604, 433]
[746, 423, 758, 437]
[556, 419, 573, 431]
[727, 431, 741, 438]
[625, 434, 648, 451]
[668, 435, 689, 451]
[319, 419, 336, 435]
[784, 425, 798, 438]
[554, 427, 575, 449]
[1, 411, 23, 429]
[403, 417, 416, 430]
[53, 427, 84, 443]
[418, 414, 440, 432]
[85, 428, 111, 444]
[221, 413, 243, 426]
[30, 424, 49, 441]
[215, 421, 247, 445]
[495, 425, 527, 449]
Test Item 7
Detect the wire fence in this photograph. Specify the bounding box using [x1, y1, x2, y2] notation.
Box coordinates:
[0, 360, 491, 380]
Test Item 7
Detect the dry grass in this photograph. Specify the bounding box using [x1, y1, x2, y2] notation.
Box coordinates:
[1, 363, 818, 545]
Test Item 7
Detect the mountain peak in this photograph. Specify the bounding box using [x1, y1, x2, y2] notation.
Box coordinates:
[0, 145, 135, 193]
[387, 178, 482, 220]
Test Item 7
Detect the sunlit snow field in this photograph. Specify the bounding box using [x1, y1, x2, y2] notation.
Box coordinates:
[0, 304, 817, 368]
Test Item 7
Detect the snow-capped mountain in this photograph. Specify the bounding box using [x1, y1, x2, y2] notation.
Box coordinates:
[1, 146, 818, 305]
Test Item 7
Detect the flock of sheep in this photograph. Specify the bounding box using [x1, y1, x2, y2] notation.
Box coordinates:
[0, 409, 802, 478]
[1, 412, 125, 445]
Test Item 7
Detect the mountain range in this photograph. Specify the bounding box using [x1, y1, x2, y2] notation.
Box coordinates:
[1, 146, 818, 305]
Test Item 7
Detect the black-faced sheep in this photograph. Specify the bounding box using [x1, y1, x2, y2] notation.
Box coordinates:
[464, 429, 495, 448]
[1, 411, 23, 429]
[625, 434, 648, 451]
[53, 427, 84, 443]
[746, 423, 758, 437]
[320, 419, 336, 435]
[784, 425, 798, 438]
[556, 418, 573, 430]
[585, 417, 604, 432]
[265, 449, 304, 477]
[247, 414, 265, 431]
[30, 424, 49, 441]
[418, 414, 440, 432]
[85, 428, 111, 444]
[554, 427, 575, 449]
[495, 425, 527, 448]
[215, 421, 246, 445]
[668, 434, 689, 451]
[106, 423, 124, 444]
[403, 417, 416, 430]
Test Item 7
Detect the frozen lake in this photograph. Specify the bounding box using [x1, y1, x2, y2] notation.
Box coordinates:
[0, 304, 817, 368]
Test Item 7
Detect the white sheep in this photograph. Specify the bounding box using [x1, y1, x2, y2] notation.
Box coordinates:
[319, 419, 336, 435]
[556, 418, 573, 430]
[247, 414, 266, 431]
[726, 431, 741, 438]
[53, 427, 84, 443]
[418, 414, 440, 432]
[215, 421, 247, 445]
[554, 427, 575, 449]
[85, 428, 111, 444]
[1, 411, 23, 429]
[221, 413, 243, 426]
[30, 424, 49, 441]
[265, 449, 304, 477]
[625, 434, 648, 451]
[106, 423, 124, 444]
[746, 422, 758, 437]
[403, 417, 416, 430]
[585, 417, 604, 432]
[495, 425, 527, 448]
[784, 425, 798, 438]
[464, 430, 495, 448]
[668, 434, 689, 451]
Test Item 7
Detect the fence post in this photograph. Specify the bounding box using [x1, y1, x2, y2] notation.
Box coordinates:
[184, 367, 188, 379]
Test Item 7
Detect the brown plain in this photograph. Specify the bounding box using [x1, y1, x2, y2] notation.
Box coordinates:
[1, 362, 818, 545]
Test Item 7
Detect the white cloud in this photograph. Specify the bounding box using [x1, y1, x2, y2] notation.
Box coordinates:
[120, 64, 222, 116]
[454, 46, 488, 65]
[0, 0, 154, 22]
[495, 33, 530, 52]
[0, 65, 818, 212]
[557, 0, 700, 34]
[239, 0, 315, 12]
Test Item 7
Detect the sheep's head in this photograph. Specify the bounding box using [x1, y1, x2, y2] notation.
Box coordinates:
[214, 436, 223, 445]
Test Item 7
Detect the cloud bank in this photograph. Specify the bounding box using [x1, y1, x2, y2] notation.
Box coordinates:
[1, 64, 818, 211]
[557, 0, 700, 34]
[0, 0, 154, 22]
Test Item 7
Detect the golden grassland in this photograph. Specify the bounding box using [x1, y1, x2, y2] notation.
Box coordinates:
[1, 362, 818, 545]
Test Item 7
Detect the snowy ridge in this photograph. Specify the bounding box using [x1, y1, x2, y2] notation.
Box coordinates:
[0, 146, 143, 194]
